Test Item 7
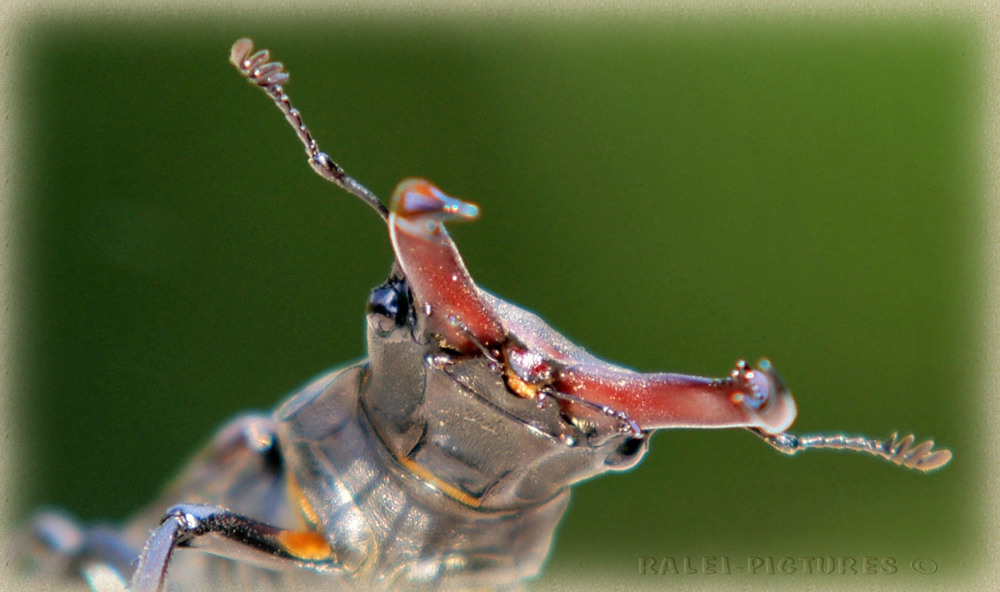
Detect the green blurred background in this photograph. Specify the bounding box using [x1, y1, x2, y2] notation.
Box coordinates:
[16, 12, 983, 588]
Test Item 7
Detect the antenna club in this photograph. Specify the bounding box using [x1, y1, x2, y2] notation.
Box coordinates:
[230, 38, 254, 67]
[228, 37, 388, 221]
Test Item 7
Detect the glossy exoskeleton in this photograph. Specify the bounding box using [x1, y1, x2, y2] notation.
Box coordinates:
[22, 38, 952, 592]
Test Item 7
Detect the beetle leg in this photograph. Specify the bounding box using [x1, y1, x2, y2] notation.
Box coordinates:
[748, 428, 953, 472]
[20, 413, 288, 589]
[130, 503, 340, 592]
[21, 508, 140, 583]
[121, 414, 285, 533]
[193, 413, 280, 466]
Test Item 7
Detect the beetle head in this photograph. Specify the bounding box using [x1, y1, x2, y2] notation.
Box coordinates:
[229, 37, 949, 511]
[382, 179, 795, 431]
[358, 179, 798, 508]
[226, 41, 797, 462]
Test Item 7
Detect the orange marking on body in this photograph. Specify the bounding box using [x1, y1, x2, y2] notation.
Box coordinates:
[287, 470, 321, 527]
[277, 530, 333, 562]
[399, 456, 482, 508]
[505, 369, 538, 399]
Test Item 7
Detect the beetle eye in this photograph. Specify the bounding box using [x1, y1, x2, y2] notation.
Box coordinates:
[368, 285, 399, 318]
[604, 435, 647, 470]
[615, 436, 644, 458]
[367, 278, 412, 334]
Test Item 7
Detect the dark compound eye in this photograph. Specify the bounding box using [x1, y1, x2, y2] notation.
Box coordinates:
[616, 436, 645, 458]
[368, 285, 399, 318]
[604, 435, 647, 470]
[367, 277, 412, 334]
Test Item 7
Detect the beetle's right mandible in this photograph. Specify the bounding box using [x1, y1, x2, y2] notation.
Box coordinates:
[389, 179, 506, 354]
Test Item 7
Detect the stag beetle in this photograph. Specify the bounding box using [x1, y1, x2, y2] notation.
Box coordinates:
[22, 38, 952, 592]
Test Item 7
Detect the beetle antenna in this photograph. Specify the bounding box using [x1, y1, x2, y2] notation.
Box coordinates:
[747, 428, 952, 472]
[229, 38, 389, 222]
[541, 388, 643, 438]
[447, 315, 500, 366]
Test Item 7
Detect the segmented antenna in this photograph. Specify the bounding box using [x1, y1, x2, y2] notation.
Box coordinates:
[229, 38, 389, 221]
[749, 428, 952, 472]
[541, 387, 644, 438]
